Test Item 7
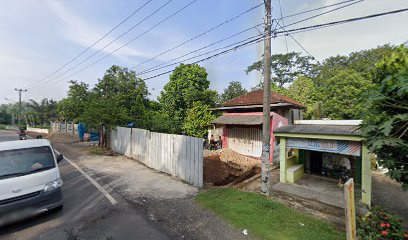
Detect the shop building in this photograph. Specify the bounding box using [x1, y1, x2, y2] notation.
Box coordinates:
[274, 120, 372, 207]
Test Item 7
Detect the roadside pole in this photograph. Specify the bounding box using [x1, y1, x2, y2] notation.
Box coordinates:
[14, 88, 27, 129]
[344, 178, 357, 240]
[261, 0, 272, 194]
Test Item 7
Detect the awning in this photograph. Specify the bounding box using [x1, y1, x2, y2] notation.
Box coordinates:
[211, 115, 263, 125]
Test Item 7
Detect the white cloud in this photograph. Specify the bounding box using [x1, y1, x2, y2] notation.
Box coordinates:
[44, 0, 151, 61]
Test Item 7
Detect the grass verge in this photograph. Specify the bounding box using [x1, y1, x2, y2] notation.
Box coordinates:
[196, 188, 345, 240]
[89, 146, 105, 155]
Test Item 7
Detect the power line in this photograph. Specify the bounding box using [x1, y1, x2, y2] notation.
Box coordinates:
[28, 0, 175, 90]
[274, 21, 316, 60]
[137, 24, 263, 75]
[142, 36, 263, 81]
[132, 2, 263, 70]
[279, 0, 364, 30]
[275, 8, 408, 36]
[28, 0, 362, 90]
[275, 0, 360, 21]
[269, 0, 362, 35]
[30, 0, 199, 90]
[138, 34, 263, 76]
[25, 0, 154, 89]
[138, 0, 359, 76]
[29, 3, 408, 90]
[277, 0, 288, 53]
[143, 7, 408, 81]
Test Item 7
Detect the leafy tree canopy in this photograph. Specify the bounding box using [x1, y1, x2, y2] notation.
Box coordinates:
[221, 81, 247, 103]
[159, 64, 215, 133]
[361, 45, 408, 188]
[57, 80, 89, 122]
[286, 76, 318, 119]
[93, 65, 149, 127]
[246, 52, 317, 87]
[315, 44, 396, 86]
[318, 69, 372, 119]
[183, 102, 216, 138]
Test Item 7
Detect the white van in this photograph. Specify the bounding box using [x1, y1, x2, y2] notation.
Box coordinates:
[0, 139, 63, 226]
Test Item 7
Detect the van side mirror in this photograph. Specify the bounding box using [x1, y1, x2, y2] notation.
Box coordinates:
[56, 153, 64, 163]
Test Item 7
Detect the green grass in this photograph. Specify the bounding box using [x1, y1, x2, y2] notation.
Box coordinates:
[89, 146, 105, 155]
[196, 188, 345, 240]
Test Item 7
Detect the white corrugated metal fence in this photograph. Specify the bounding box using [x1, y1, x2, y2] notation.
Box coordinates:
[228, 127, 262, 158]
[111, 127, 203, 187]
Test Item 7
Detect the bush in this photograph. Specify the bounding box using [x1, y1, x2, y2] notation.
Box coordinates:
[371, 154, 378, 170]
[357, 206, 407, 239]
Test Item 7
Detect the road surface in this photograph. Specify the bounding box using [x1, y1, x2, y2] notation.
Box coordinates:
[0, 130, 170, 240]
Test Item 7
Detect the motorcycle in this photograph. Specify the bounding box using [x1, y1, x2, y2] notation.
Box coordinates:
[18, 130, 27, 140]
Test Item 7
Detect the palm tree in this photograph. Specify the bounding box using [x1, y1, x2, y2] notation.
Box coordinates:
[26, 98, 57, 126]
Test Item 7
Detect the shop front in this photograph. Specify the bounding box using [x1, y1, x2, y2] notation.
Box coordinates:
[274, 121, 372, 207]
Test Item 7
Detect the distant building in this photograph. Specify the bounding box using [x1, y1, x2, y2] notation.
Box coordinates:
[209, 90, 305, 163]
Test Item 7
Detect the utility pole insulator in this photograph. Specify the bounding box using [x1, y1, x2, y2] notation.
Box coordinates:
[261, 0, 272, 195]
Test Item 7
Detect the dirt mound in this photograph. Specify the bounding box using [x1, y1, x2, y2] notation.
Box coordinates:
[204, 149, 261, 186]
[46, 132, 80, 143]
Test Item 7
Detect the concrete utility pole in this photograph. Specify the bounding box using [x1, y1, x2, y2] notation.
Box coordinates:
[261, 0, 272, 194]
[14, 88, 27, 129]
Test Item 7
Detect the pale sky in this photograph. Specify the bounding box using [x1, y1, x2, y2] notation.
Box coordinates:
[0, 0, 407, 104]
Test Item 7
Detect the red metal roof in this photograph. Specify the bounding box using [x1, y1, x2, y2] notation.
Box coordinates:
[223, 89, 305, 108]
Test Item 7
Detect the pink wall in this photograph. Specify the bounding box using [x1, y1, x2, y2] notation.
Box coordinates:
[220, 112, 288, 164]
[270, 112, 288, 164]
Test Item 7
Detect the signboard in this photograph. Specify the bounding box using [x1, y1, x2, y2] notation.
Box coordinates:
[286, 138, 361, 156]
[344, 178, 357, 240]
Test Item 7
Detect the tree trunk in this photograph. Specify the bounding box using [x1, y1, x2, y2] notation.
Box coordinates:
[98, 125, 103, 147]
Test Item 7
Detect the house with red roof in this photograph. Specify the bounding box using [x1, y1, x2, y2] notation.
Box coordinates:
[209, 89, 305, 163]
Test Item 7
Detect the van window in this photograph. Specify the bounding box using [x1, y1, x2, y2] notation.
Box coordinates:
[0, 147, 55, 180]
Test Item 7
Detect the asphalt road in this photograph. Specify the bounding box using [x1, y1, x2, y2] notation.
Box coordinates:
[0, 130, 170, 240]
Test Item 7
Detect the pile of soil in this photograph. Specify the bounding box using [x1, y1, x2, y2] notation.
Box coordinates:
[45, 132, 80, 143]
[204, 149, 261, 186]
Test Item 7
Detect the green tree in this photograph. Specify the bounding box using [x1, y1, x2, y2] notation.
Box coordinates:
[94, 65, 149, 126]
[84, 65, 150, 147]
[221, 81, 247, 103]
[287, 76, 318, 119]
[142, 100, 180, 133]
[315, 44, 396, 86]
[58, 65, 150, 147]
[57, 81, 89, 122]
[0, 103, 17, 125]
[251, 81, 289, 96]
[361, 46, 408, 188]
[318, 69, 372, 119]
[159, 64, 215, 134]
[183, 102, 215, 138]
[246, 52, 317, 87]
[81, 92, 129, 147]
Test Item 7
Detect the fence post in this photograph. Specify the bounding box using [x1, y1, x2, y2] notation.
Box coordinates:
[65, 121, 67, 133]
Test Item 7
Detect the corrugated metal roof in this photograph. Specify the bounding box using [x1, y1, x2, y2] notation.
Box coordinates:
[211, 115, 263, 125]
[274, 124, 362, 136]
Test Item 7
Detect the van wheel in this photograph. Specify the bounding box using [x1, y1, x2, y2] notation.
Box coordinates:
[51, 204, 63, 212]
